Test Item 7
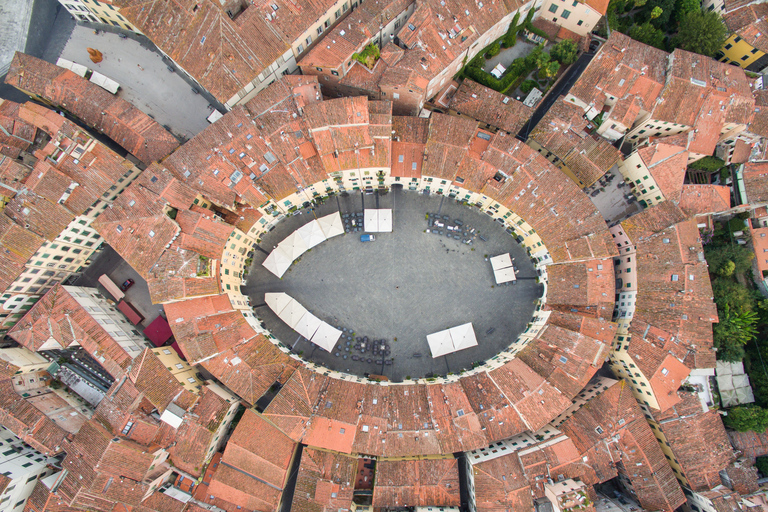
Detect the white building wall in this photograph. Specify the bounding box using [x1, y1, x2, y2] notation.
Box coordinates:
[0, 426, 57, 512]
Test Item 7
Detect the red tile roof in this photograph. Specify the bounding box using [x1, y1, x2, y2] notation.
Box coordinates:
[449, 80, 533, 135]
[5, 53, 179, 164]
[373, 458, 461, 508]
[291, 448, 357, 512]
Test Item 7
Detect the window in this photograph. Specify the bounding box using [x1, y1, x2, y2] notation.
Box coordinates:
[297, 44, 303, 53]
[306, 35, 312, 46]
[724, 43, 733, 50]
[561, 9, 570, 18]
[548, 3, 558, 12]
[577, 19, 583, 25]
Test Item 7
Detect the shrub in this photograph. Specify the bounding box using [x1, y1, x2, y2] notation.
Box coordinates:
[756, 456, 768, 477]
[486, 42, 501, 58]
[520, 79, 537, 94]
[723, 405, 768, 432]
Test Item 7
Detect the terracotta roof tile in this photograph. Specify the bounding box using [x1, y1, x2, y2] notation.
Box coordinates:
[373, 459, 460, 508]
[5, 53, 179, 163]
[449, 80, 533, 135]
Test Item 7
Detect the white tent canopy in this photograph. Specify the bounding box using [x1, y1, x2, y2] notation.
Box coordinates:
[449, 323, 478, 351]
[262, 246, 293, 278]
[490, 253, 516, 284]
[295, 310, 322, 340]
[494, 266, 517, 284]
[311, 323, 342, 352]
[318, 212, 344, 239]
[278, 232, 309, 260]
[364, 209, 393, 233]
[490, 253, 513, 270]
[265, 292, 293, 315]
[279, 299, 308, 329]
[427, 322, 478, 358]
[296, 220, 327, 249]
[427, 330, 455, 358]
[364, 209, 379, 232]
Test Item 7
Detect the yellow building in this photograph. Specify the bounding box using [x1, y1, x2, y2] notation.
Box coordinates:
[152, 347, 205, 394]
[56, 0, 140, 31]
[716, 34, 765, 70]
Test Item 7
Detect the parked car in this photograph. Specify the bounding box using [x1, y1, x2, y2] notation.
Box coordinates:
[360, 234, 376, 242]
[120, 279, 135, 291]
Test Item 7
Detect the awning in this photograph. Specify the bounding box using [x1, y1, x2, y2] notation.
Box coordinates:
[265, 292, 293, 315]
[427, 329, 455, 358]
[317, 212, 344, 238]
[277, 232, 309, 260]
[311, 323, 342, 352]
[296, 219, 327, 249]
[364, 209, 393, 233]
[490, 253, 513, 270]
[294, 310, 322, 340]
[143, 315, 173, 347]
[262, 245, 293, 278]
[449, 322, 478, 351]
[494, 266, 517, 284]
[279, 299, 308, 329]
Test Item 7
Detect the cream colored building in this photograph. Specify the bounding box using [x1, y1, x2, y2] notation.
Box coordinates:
[220, 228, 258, 310]
[55, 0, 139, 31]
[0, 425, 58, 512]
[0, 348, 50, 375]
[609, 225, 637, 333]
[617, 151, 666, 208]
[152, 347, 205, 394]
[539, 0, 604, 36]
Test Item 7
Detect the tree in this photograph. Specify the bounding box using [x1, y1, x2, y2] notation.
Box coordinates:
[716, 260, 736, 277]
[535, 50, 551, 70]
[714, 304, 759, 362]
[650, 6, 663, 18]
[550, 39, 579, 65]
[674, 0, 700, 24]
[629, 22, 666, 49]
[674, 9, 728, 57]
[706, 245, 755, 282]
[723, 405, 768, 432]
[486, 42, 501, 58]
[757, 456, 768, 477]
[646, 0, 675, 27]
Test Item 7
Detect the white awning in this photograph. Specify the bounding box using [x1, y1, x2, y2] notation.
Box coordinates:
[378, 209, 392, 232]
[294, 310, 322, 340]
[494, 266, 517, 284]
[265, 292, 293, 315]
[490, 253, 513, 270]
[318, 212, 344, 238]
[364, 209, 378, 232]
[277, 232, 309, 260]
[296, 219, 327, 249]
[427, 330, 454, 358]
[364, 209, 393, 233]
[262, 246, 293, 278]
[311, 323, 342, 352]
[280, 299, 308, 329]
[449, 323, 478, 351]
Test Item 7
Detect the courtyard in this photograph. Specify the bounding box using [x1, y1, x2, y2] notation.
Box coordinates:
[245, 187, 543, 382]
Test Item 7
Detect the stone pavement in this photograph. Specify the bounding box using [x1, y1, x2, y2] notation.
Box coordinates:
[0, 0, 35, 75]
[59, 25, 213, 140]
[245, 188, 543, 382]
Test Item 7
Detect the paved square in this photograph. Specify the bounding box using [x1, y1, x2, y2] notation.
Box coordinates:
[245, 188, 543, 382]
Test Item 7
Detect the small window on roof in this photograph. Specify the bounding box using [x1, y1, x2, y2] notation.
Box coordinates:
[398, 155, 404, 163]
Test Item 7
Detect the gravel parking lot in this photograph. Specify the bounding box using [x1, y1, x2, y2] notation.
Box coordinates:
[245, 187, 543, 382]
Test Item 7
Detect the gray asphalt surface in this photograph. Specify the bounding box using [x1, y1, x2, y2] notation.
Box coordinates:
[245, 188, 543, 382]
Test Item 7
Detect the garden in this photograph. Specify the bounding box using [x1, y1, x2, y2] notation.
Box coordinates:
[459, 9, 579, 97]
[605, 0, 728, 57]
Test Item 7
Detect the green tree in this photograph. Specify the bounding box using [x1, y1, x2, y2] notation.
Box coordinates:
[714, 304, 759, 360]
[673, 9, 728, 57]
[647, 0, 675, 27]
[650, 6, 663, 17]
[486, 42, 501, 58]
[723, 405, 768, 432]
[550, 39, 579, 65]
[535, 50, 551, 70]
[716, 260, 736, 277]
[628, 22, 666, 49]
[674, 0, 700, 23]
[757, 456, 768, 477]
[707, 245, 755, 281]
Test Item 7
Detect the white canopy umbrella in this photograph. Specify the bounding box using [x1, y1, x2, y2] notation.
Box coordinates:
[277, 231, 309, 260]
[317, 212, 344, 239]
[364, 209, 379, 232]
[265, 292, 293, 315]
[490, 253, 513, 270]
[427, 329, 454, 358]
[494, 266, 517, 284]
[449, 323, 478, 351]
[294, 310, 322, 340]
[296, 219, 327, 248]
[262, 246, 293, 278]
[378, 209, 392, 232]
[279, 299, 308, 329]
[311, 323, 342, 352]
